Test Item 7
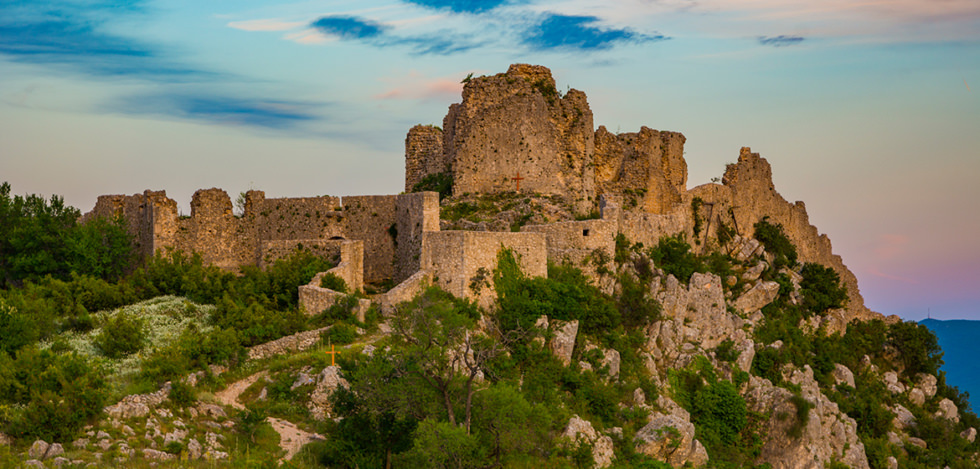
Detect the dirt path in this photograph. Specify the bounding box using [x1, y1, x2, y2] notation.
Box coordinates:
[216, 371, 324, 462]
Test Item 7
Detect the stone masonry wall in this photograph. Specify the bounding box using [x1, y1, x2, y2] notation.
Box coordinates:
[252, 194, 344, 242]
[258, 239, 342, 269]
[175, 188, 253, 271]
[405, 125, 445, 192]
[522, 219, 616, 277]
[342, 195, 398, 284]
[395, 191, 441, 283]
[421, 231, 547, 309]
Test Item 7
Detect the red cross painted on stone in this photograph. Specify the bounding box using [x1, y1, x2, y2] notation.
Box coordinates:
[512, 171, 525, 191]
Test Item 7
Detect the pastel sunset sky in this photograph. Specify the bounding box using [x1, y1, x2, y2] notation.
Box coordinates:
[1, 0, 977, 320]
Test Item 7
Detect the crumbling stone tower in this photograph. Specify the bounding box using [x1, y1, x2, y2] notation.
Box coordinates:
[406, 64, 597, 210]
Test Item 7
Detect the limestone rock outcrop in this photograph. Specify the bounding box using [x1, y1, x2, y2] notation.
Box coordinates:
[745, 367, 869, 469]
[562, 415, 614, 468]
[634, 411, 709, 467]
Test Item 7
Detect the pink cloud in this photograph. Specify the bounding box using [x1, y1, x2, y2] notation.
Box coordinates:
[374, 76, 463, 101]
[874, 233, 909, 260]
[227, 19, 305, 32]
[867, 266, 919, 284]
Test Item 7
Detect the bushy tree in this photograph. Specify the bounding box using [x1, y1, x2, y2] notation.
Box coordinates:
[94, 311, 147, 359]
[753, 218, 797, 268]
[799, 263, 847, 313]
[888, 321, 943, 377]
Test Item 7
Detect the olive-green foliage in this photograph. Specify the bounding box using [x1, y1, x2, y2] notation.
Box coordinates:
[0, 347, 107, 441]
[94, 311, 147, 358]
[799, 263, 847, 313]
[168, 379, 197, 407]
[319, 272, 348, 293]
[494, 250, 618, 336]
[0, 183, 134, 287]
[887, 321, 943, 377]
[236, 405, 269, 443]
[323, 323, 358, 345]
[670, 359, 749, 453]
[617, 273, 661, 330]
[139, 325, 243, 385]
[752, 218, 797, 269]
[691, 197, 704, 239]
[411, 172, 453, 200]
[714, 340, 739, 363]
[648, 235, 703, 284]
[399, 418, 483, 468]
[786, 394, 812, 439]
[716, 222, 735, 246]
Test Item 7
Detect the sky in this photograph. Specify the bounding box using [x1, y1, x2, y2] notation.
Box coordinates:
[1, 0, 978, 321]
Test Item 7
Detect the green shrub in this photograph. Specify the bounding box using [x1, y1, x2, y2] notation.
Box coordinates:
[648, 235, 703, 283]
[411, 172, 453, 200]
[787, 394, 812, 438]
[753, 218, 797, 268]
[799, 263, 847, 313]
[319, 273, 349, 293]
[323, 324, 358, 345]
[94, 311, 146, 359]
[887, 321, 943, 377]
[168, 380, 197, 407]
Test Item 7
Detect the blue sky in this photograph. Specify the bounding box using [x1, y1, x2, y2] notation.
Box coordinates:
[1, 0, 978, 320]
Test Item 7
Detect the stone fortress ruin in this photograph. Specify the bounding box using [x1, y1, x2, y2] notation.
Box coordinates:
[84, 64, 876, 324]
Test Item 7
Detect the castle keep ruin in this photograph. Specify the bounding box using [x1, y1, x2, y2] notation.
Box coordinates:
[86, 64, 874, 323]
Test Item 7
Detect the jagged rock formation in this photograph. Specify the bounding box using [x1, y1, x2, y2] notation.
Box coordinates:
[745, 366, 869, 469]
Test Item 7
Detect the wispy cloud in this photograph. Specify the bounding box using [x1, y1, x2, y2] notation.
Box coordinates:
[758, 35, 804, 47]
[0, 3, 198, 79]
[306, 15, 479, 55]
[311, 16, 388, 40]
[401, 0, 512, 14]
[115, 93, 319, 129]
[522, 13, 664, 51]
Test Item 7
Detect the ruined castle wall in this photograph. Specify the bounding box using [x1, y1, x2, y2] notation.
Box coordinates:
[722, 147, 871, 319]
[522, 219, 616, 276]
[421, 231, 547, 309]
[257, 239, 342, 269]
[594, 126, 687, 214]
[342, 195, 398, 284]
[405, 125, 445, 192]
[253, 196, 343, 242]
[174, 188, 251, 271]
[617, 205, 692, 249]
[394, 192, 440, 283]
[298, 240, 364, 315]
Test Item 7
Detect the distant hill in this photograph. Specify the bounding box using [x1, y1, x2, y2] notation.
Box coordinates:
[921, 318, 980, 407]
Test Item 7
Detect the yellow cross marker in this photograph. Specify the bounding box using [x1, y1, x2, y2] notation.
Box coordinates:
[325, 344, 340, 366]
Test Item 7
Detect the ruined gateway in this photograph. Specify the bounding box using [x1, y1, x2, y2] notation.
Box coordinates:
[83, 64, 925, 468]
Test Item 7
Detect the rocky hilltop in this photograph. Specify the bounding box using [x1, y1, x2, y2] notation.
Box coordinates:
[6, 64, 975, 469]
[409, 63, 875, 326]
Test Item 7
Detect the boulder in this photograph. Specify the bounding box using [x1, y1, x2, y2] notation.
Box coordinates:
[832, 364, 855, 389]
[916, 373, 938, 398]
[886, 456, 899, 469]
[308, 365, 350, 420]
[742, 262, 767, 282]
[0, 433, 12, 446]
[601, 349, 621, 380]
[891, 404, 916, 431]
[28, 440, 50, 460]
[188, 438, 203, 459]
[549, 320, 579, 366]
[883, 371, 906, 395]
[735, 339, 756, 373]
[906, 437, 927, 449]
[937, 398, 960, 422]
[635, 412, 708, 467]
[908, 388, 926, 407]
[563, 415, 614, 468]
[734, 281, 780, 315]
[960, 427, 976, 443]
[142, 448, 175, 461]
